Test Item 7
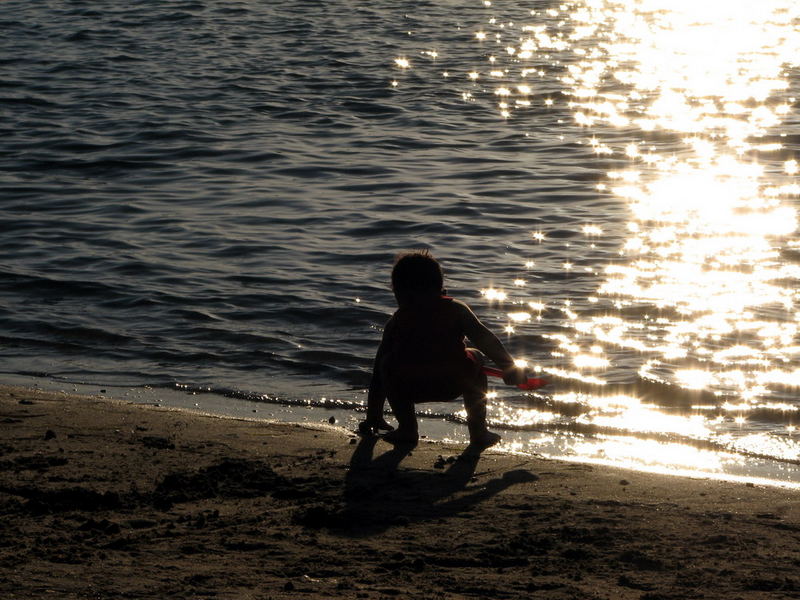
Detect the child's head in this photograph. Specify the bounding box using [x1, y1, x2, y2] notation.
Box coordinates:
[391, 249, 444, 304]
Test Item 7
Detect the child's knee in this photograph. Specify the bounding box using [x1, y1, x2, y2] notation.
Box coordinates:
[465, 371, 488, 397]
[387, 394, 416, 422]
[464, 395, 486, 412]
[387, 394, 412, 410]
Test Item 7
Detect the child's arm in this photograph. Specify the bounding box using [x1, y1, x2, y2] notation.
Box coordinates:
[454, 300, 527, 385]
[365, 341, 387, 423]
[360, 316, 396, 433]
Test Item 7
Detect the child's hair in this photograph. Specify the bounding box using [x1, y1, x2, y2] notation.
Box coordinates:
[391, 249, 444, 302]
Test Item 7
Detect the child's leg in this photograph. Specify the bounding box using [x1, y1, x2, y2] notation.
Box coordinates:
[383, 393, 419, 443]
[463, 354, 501, 446]
[463, 371, 488, 438]
[361, 390, 393, 433]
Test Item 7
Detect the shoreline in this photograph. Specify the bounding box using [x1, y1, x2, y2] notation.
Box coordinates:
[2, 383, 800, 599]
[11, 373, 800, 489]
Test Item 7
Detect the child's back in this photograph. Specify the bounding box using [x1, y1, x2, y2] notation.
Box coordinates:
[389, 296, 469, 365]
[383, 295, 478, 402]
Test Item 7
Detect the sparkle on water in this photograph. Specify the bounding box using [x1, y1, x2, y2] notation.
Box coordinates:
[393, 0, 800, 484]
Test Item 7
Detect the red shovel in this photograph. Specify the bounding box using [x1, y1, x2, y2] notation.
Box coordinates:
[482, 366, 548, 390]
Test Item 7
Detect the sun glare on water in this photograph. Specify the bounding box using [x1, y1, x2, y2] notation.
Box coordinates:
[560, 1, 800, 476]
[554, 1, 800, 399]
[392, 0, 800, 481]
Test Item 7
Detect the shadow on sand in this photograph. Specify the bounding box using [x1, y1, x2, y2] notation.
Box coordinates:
[297, 435, 538, 536]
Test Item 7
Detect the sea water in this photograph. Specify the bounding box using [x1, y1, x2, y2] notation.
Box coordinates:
[3, 0, 800, 486]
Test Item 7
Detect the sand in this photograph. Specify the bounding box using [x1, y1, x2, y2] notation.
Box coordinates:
[1, 384, 800, 599]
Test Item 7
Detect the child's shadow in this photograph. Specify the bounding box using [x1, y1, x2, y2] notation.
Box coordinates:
[334, 436, 537, 537]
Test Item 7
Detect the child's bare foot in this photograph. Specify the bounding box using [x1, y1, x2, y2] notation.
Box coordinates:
[469, 430, 501, 448]
[358, 418, 395, 437]
[381, 428, 419, 445]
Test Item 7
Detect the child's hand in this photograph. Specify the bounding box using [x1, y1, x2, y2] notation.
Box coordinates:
[501, 365, 527, 386]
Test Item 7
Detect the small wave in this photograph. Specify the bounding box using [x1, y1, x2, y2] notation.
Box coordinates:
[0, 271, 121, 298]
[340, 99, 403, 116]
[0, 96, 57, 108]
[15, 157, 170, 174]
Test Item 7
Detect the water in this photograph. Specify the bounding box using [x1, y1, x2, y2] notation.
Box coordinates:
[3, 0, 800, 486]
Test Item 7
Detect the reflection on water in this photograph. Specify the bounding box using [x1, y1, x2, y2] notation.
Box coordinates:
[395, 1, 800, 483]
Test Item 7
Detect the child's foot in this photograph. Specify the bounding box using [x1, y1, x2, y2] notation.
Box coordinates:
[357, 419, 395, 437]
[469, 430, 501, 449]
[381, 428, 419, 445]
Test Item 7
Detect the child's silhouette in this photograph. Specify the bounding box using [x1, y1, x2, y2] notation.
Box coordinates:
[360, 250, 527, 446]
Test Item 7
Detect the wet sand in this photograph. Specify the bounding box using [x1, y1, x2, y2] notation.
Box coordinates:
[2, 384, 800, 599]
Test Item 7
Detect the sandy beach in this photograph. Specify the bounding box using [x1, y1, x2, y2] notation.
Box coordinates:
[2, 384, 800, 599]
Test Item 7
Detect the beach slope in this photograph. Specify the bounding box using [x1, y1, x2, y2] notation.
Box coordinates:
[1, 385, 799, 599]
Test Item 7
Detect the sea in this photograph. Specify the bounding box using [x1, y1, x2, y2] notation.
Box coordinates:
[3, 0, 800, 486]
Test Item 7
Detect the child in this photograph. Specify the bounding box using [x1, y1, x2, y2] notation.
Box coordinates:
[360, 250, 527, 446]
